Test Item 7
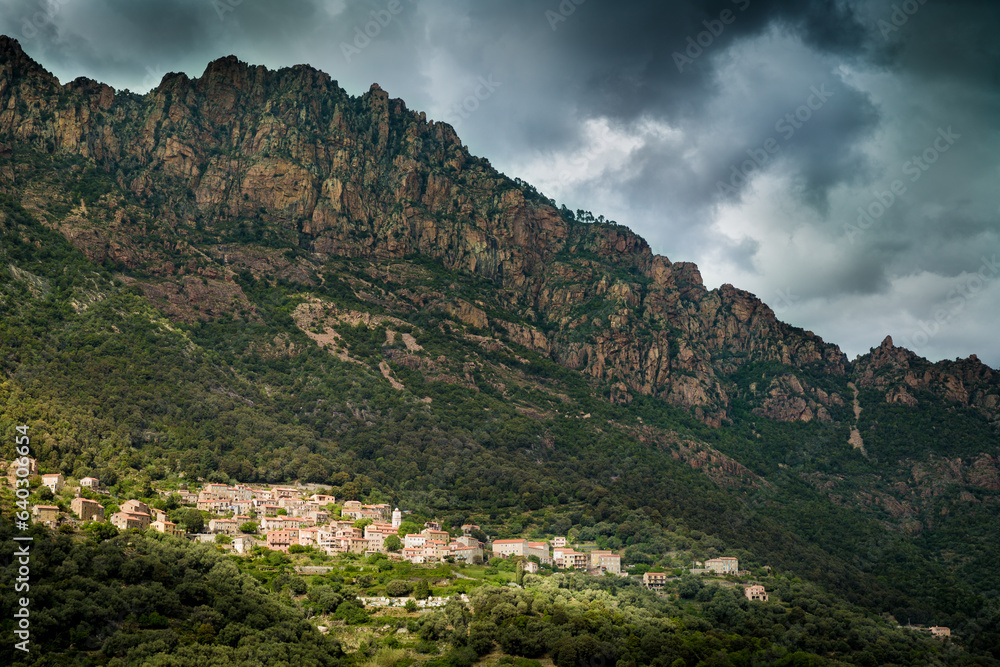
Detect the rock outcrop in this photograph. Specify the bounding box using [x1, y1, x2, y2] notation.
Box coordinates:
[3, 35, 963, 426]
[853, 336, 1000, 426]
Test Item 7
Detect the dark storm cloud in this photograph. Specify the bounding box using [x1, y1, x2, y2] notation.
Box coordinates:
[0, 0, 997, 365]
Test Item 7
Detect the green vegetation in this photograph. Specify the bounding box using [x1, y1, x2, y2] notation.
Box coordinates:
[0, 524, 345, 666]
[0, 73, 997, 664]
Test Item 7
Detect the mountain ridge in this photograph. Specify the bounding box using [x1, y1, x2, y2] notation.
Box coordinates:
[2, 34, 996, 430]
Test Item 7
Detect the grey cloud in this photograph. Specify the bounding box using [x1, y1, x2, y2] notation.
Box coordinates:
[0, 0, 997, 365]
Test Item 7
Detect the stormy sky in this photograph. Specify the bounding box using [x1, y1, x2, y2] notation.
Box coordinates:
[2, 0, 998, 366]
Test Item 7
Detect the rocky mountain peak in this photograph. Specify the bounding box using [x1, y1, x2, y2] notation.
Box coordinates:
[0, 34, 24, 58]
[3, 37, 975, 427]
[0, 34, 55, 83]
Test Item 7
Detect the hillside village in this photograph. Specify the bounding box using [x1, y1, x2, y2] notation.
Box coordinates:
[7, 462, 770, 598]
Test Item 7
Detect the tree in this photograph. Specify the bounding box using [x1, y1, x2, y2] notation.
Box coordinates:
[414, 579, 431, 600]
[386, 580, 412, 597]
[182, 509, 204, 533]
[397, 521, 421, 537]
[384, 534, 402, 552]
[354, 517, 373, 530]
[85, 521, 119, 543]
[240, 522, 257, 534]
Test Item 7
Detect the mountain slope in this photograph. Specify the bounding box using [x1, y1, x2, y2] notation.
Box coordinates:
[0, 35, 998, 661]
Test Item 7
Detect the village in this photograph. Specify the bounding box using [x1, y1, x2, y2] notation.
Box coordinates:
[12, 464, 779, 603]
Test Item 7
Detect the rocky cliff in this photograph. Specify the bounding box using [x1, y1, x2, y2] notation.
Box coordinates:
[853, 336, 999, 427]
[3, 36, 993, 428]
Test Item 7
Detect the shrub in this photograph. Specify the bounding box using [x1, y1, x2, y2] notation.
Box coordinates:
[386, 580, 413, 597]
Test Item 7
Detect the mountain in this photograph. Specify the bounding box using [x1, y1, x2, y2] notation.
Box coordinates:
[1, 36, 998, 664]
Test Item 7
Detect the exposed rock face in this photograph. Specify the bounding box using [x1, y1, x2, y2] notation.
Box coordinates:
[0, 35, 912, 425]
[853, 336, 1000, 426]
[752, 374, 841, 423]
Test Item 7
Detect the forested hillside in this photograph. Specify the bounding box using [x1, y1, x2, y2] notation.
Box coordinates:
[0, 36, 998, 665]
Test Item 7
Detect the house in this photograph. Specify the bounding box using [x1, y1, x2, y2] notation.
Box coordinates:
[591, 552, 621, 575]
[202, 483, 230, 498]
[343, 537, 369, 554]
[298, 527, 320, 546]
[704, 557, 739, 575]
[266, 530, 299, 552]
[744, 585, 768, 602]
[271, 486, 300, 500]
[316, 529, 340, 553]
[311, 494, 336, 504]
[120, 499, 151, 517]
[929, 627, 951, 638]
[41, 473, 64, 493]
[553, 548, 589, 570]
[341, 502, 391, 521]
[34, 505, 60, 525]
[176, 490, 198, 504]
[526, 542, 551, 564]
[552, 537, 567, 548]
[229, 500, 253, 515]
[456, 535, 481, 548]
[308, 510, 330, 524]
[402, 547, 426, 564]
[491, 539, 528, 558]
[71, 497, 105, 522]
[197, 498, 231, 513]
[80, 476, 99, 489]
[7, 457, 37, 485]
[461, 524, 480, 535]
[643, 572, 668, 589]
[209, 518, 239, 535]
[111, 511, 150, 531]
[151, 520, 183, 536]
[450, 544, 484, 564]
[524, 561, 540, 574]
[364, 523, 397, 551]
[404, 533, 428, 549]
[263, 516, 304, 532]
[232, 535, 257, 554]
[422, 528, 450, 544]
[151, 508, 169, 523]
